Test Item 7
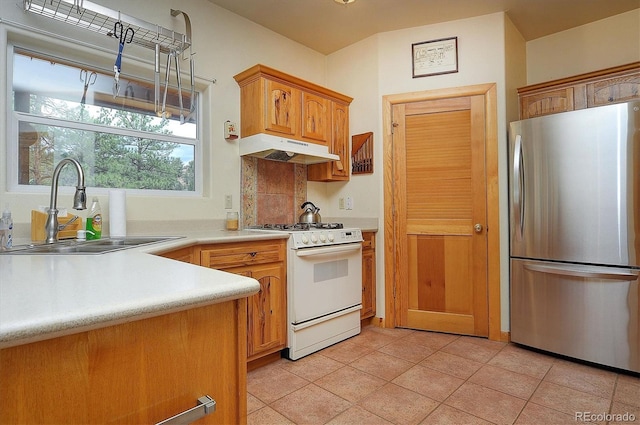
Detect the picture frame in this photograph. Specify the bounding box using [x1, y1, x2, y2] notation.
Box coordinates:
[412, 37, 458, 78]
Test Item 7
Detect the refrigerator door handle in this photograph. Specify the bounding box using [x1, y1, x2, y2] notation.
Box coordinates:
[524, 263, 639, 281]
[513, 134, 524, 238]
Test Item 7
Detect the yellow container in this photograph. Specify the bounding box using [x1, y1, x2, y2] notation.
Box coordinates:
[31, 210, 82, 242]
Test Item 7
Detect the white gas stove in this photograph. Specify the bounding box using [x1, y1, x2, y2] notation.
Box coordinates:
[250, 223, 363, 360]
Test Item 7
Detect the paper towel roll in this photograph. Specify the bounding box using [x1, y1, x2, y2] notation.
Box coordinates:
[108, 189, 127, 238]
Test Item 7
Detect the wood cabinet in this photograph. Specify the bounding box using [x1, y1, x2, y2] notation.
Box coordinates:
[361, 232, 376, 320]
[234, 64, 353, 181]
[0, 300, 248, 424]
[157, 245, 195, 264]
[264, 79, 300, 137]
[518, 62, 639, 119]
[307, 101, 350, 181]
[198, 240, 287, 362]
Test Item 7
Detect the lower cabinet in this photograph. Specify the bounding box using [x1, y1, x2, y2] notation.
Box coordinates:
[197, 240, 287, 362]
[0, 300, 248, 424]
[220, 262, 287, 360]
[361, 232, 376, 320]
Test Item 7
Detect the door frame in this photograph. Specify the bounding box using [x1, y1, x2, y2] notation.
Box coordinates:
[382, 83, 504, 341]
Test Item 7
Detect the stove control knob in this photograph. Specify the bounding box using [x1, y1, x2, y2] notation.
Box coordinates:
[311, 234, 318, 243]
[301, 235, 309, 244]
[319, 234, 326, 242]
[327, 233, 335, 242]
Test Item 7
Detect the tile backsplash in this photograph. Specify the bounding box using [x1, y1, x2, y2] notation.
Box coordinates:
[241, 157, 306, 227]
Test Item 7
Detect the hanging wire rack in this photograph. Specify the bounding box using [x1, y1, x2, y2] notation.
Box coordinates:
[23, 0, 191, 54]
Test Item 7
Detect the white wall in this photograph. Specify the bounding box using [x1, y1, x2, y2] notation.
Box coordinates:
[0, 0, 328, 231]
[526, 9, 640, 84]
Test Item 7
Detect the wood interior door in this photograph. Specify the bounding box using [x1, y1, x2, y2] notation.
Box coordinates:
[392, 95, 489, 336]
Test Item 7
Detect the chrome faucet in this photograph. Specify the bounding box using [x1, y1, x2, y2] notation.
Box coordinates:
[45, 158, 87, 244]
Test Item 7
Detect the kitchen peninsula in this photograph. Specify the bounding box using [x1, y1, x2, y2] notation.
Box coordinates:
[0, 230, 289, 424]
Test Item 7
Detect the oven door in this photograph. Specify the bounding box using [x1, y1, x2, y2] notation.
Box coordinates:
[290, 243, 362, 324]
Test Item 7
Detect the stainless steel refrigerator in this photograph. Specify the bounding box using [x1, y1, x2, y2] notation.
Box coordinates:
[509, 100, 639, 373]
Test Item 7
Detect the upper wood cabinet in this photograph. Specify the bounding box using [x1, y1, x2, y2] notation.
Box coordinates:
[307, 101, 350, 181]
[518, 62, 640, 119]
[234, 64, 353, 181]
[264, 79, 299, 136]
[301, 91, 331, 143]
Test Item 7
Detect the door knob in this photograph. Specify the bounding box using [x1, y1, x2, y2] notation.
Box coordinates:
[474, 223, 483, 233]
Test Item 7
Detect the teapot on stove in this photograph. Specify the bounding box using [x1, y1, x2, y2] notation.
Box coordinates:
[299, 202, 321, 224]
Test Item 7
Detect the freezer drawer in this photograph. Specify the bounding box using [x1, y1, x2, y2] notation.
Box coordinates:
[510, 259, 639, 373]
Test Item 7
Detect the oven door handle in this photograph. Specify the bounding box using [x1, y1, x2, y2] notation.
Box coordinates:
[295, 244, 362, 257]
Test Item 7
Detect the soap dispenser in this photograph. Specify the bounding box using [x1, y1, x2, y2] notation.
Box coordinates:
[86, 197, 102, 240]
[0, 204, 13, 250]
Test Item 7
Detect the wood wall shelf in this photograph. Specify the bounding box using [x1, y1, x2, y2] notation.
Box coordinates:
[351, 132, 373, 174]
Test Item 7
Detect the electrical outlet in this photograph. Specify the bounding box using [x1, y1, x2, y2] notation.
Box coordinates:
[225, 194, 232, 209]
[339, 197, 345, 209]
[345, 196, 353, 210]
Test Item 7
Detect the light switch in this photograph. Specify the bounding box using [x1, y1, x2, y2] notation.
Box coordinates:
[339, 198, 345, 209]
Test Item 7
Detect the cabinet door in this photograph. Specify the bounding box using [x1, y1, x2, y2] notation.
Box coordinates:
[224, 262, 287, 360]
[587, 72, 640, 107]
[361, 232, 376, 320]
[264, 79, 299, 136]
[307, 101, 350, 182]
[331, 102, 350, 179]
[0, 301, 246, 425]
[519, 87, 575, 119]
[247, 264, 287, 359]
[301, 91, 330, 144]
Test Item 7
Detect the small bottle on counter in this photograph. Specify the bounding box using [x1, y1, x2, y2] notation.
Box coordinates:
[0, 205, 13, 250]
[86, 197, 102, 240]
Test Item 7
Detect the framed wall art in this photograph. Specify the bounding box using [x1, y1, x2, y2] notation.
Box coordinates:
[412, 37, 458, 78]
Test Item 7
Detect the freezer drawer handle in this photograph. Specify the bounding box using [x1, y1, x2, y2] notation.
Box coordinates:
[155, 395, 216, 425]
[524, 264, 638, 281]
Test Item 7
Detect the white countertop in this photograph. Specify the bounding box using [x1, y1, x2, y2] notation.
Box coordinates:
[0, 230, 290, 349]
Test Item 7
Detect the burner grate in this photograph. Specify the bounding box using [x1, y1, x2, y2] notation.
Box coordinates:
[250, 223, 344, 231]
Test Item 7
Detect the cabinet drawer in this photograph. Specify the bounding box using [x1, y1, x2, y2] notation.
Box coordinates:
[200, 241, 285, 269]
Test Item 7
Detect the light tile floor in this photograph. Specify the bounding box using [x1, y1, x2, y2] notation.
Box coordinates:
[247, 326, 640, 425]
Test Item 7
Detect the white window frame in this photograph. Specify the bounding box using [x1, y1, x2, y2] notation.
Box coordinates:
[5, 37, 203, 198]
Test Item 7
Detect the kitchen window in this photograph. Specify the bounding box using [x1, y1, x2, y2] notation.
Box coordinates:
[8, 47, 200, 194]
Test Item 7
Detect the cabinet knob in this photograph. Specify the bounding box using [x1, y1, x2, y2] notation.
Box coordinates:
[474, 223, 483, 233]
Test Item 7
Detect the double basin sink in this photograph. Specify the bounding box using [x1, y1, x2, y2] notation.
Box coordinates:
[2, 236, 181, 255]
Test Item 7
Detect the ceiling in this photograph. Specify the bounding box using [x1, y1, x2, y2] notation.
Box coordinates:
[207, 0, 639, 55]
